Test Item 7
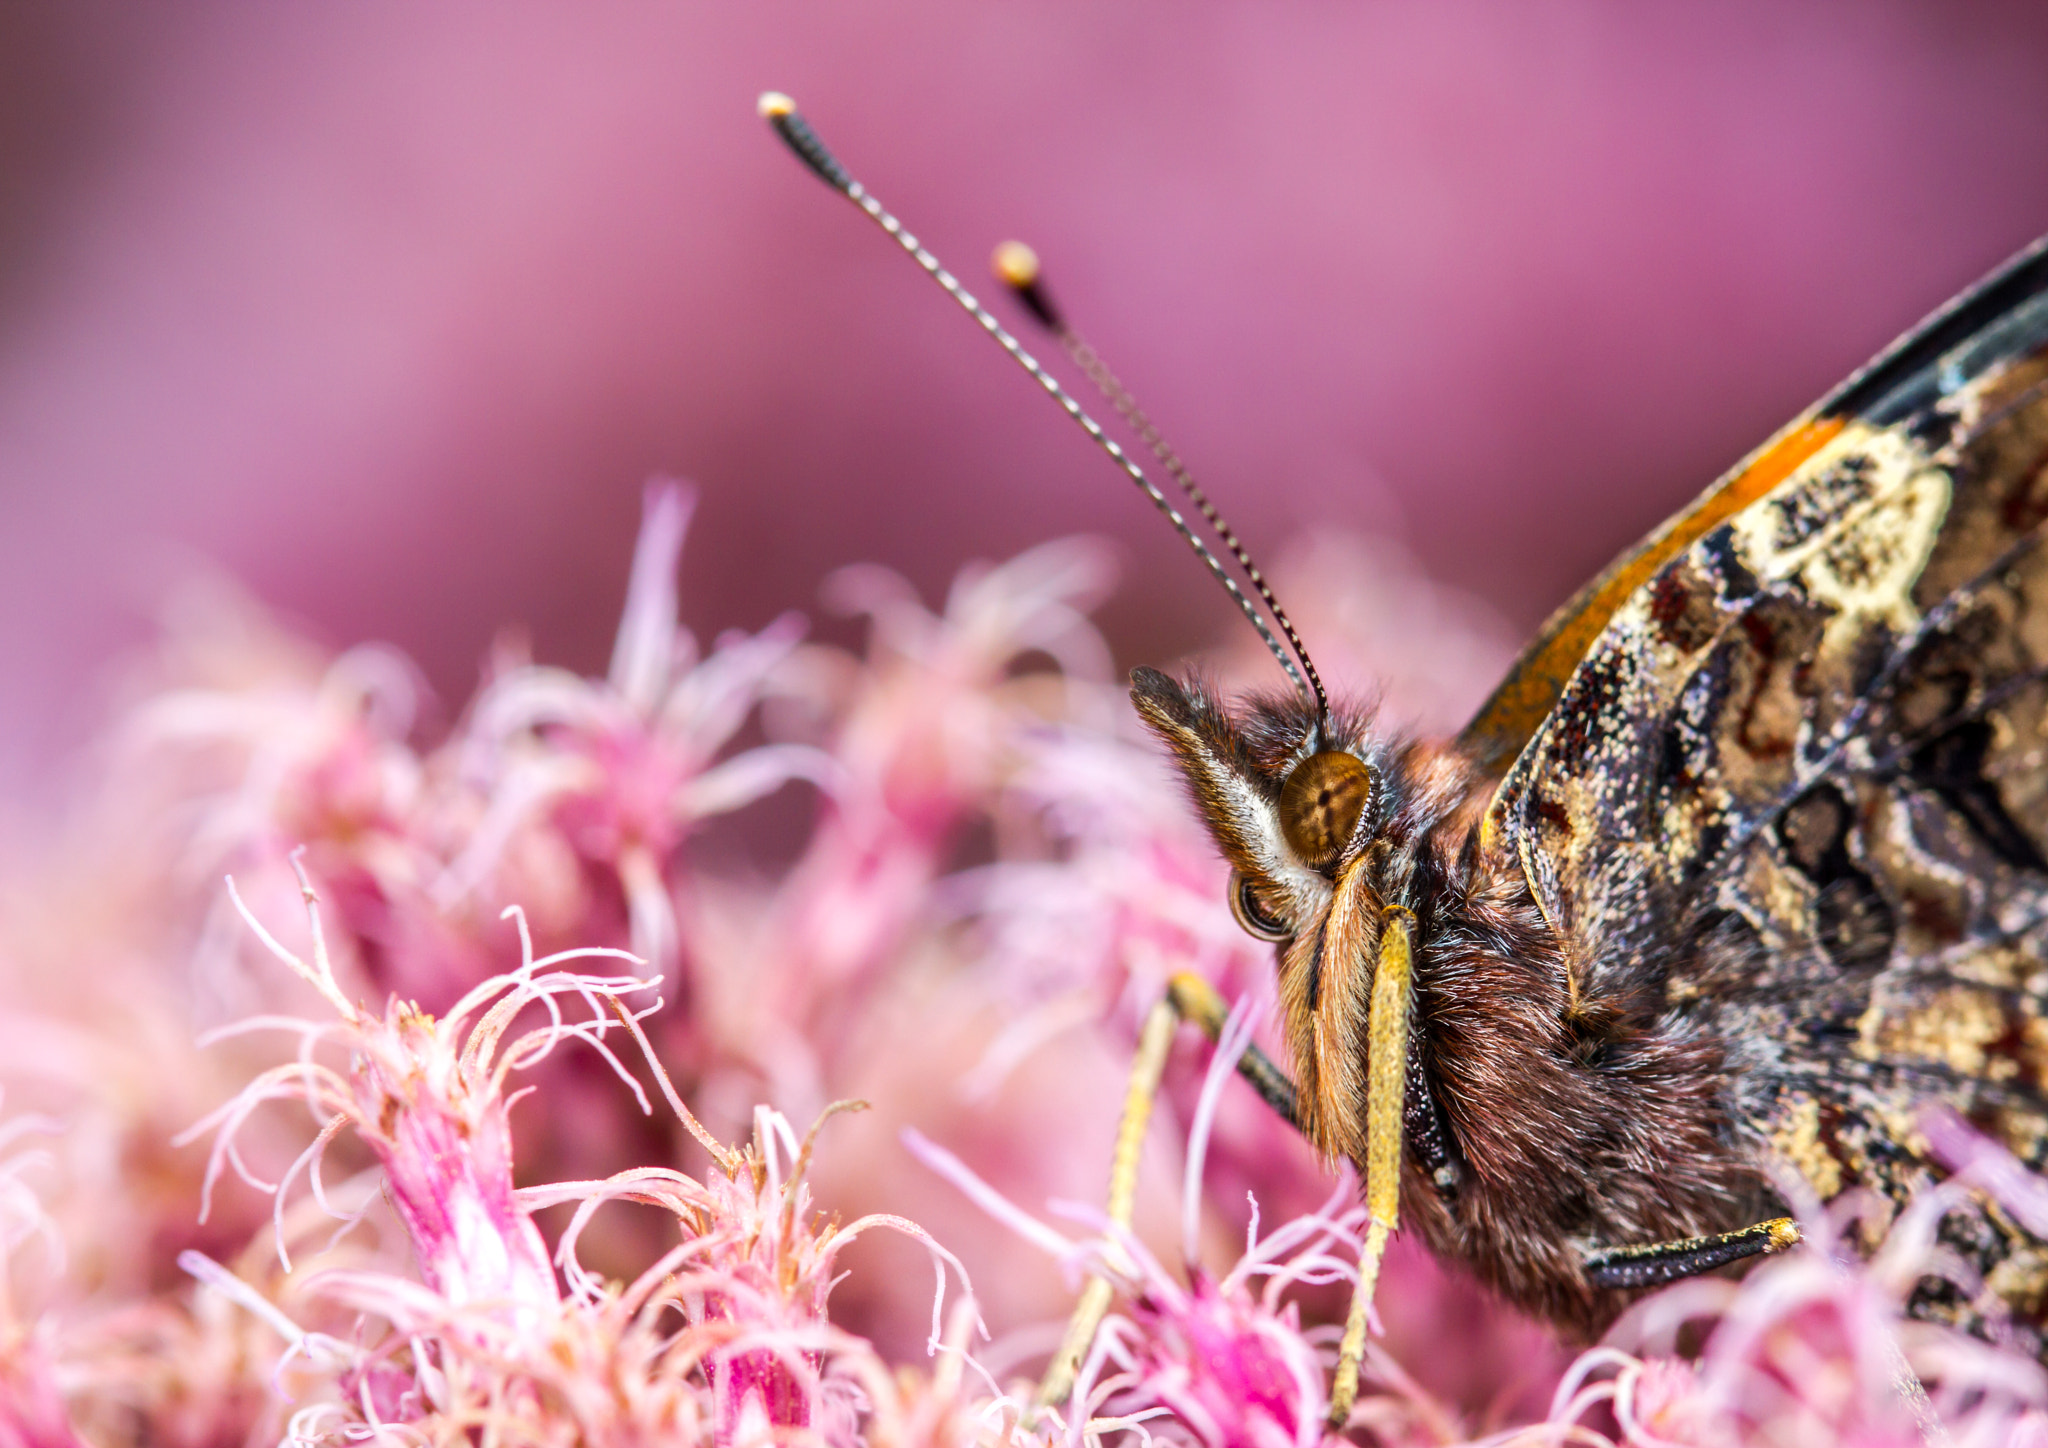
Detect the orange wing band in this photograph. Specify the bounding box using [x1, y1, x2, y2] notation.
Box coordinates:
[1458, 414, 1845, 774]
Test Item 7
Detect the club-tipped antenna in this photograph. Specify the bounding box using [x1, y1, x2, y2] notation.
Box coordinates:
[992, 240, 1328, 725]
[759, 92, 1318, 718]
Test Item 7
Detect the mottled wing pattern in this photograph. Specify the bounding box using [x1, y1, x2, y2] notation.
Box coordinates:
[1484, 237, 2048, 1340]
[1458, 414, 1848, 777]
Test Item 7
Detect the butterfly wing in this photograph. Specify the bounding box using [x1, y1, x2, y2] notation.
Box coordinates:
[1457, 412, 1849, 777]
[1473, 236, 2048, 1334]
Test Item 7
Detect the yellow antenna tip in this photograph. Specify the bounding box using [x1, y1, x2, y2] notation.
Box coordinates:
[991, 239, 1041, 289]
[758, 91, 797, 119]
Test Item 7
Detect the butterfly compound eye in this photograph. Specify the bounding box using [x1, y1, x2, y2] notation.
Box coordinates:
[1229, 870, 1291, 942]
[1279, 750, 1376, 868]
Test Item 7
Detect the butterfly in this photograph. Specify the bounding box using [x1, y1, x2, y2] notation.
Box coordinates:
[1130, 231, 2048, 1357]
[760, 91, 2048, 1416]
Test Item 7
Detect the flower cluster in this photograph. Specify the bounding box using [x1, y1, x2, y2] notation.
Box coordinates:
[1, 483, 2045, 1446]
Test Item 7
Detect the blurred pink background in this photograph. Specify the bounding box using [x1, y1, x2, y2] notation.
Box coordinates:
[5, 5, 2048, 803]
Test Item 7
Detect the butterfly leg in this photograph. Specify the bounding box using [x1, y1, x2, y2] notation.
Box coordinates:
[1033, 934, 1413, 1440]
[1589, 1218, 1944, 1439]
[1182, 912, 1419, 1432]
[1581, 1217, 1801, 1290]
[1033, 972, 1300, 1414]
[1163, 970, 1302, 1126]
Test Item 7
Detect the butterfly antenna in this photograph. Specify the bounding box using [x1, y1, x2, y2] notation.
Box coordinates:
[759, 92, 1317, 715]
[992, 239, 1328, 725]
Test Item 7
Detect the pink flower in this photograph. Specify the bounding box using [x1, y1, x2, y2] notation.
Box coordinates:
[0, 1348, 83, 1448]
[770, 539, 1117, 988]
[179, 860, 980, 1447]
[28, 499, 2048, 1448]
[1541, 1147, 2048, 1448]
[179, 856, 649, 1320]
[676, 539, 1120, 1123]
[910, 1002, 1398, 1448]
[101, 483, 831, 1022]
[445, 482, 836, 975]
[0, 1117, 81, 1448]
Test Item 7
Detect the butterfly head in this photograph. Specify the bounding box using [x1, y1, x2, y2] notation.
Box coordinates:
[1132, 664, 1396, 893]
[1132, 666, 1428, 1160]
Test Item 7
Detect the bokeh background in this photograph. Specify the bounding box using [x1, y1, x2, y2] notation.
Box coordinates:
[4, 3, 2048, 802]
[5, 13, 2048, 1441]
